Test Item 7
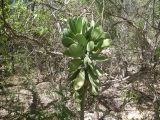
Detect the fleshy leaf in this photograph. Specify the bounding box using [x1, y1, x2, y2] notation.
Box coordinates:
[91, 26, 103, 40]
[101, 39, 111, 48]
[68, 18, 77, 34]
[69, 43, 84, 57]
[87, 41, 94, 52]
[89, 64, 102, 77]
[85, 27, 93, 40]
[68, 69, 80, 81]
[73, 70, 85, 90]
[82, 17, 88, 34]
[62, 37, 74, 47]
[63, 28, 75, 38]
[88, 70, 99, 95]
[76, 17, 83, 33]
[69, 59, 82, 72]
[91, 53, 108, 61]
[74, 34, 87, 46]
[88, 72, 98, 88]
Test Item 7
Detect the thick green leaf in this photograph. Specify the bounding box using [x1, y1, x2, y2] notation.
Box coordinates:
[95, 68, 103, 77]
[81, 17, 88, 34]
[89, 67, 99, 82]
[95, 31, 109, 42]
[82, 22, 87, 34]
[69, 59, 82, 72]
[91, 53, 108, 61]
[94, 38, 105, 45]
[100, 32, 106, 39]
[69, 43, 84, 57]
[74, 77, 84, 90]
[101, 39, 111, 48]
[73, 70, 85, 90]
[89, 64, 102, 77]
[91, 26, 103, 40]
[68, 69, 80, 81]
[85, 27, 93, 39]
[76, 17, 83, 33]
[97, 69, 103, 77]
[62, 37, 74, 47]
[87, 41, 94, 52]
[88, 72, 98, 88]
[63, 28, 75, 38]
[96, 39, 111, 50]
[88, 70, 99, 95]
[68, 18, 77, 34]
[74, 34, 87, 46]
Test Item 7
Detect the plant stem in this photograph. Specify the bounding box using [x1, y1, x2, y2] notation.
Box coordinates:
[80, 85, 87, 120]
[80, 70, 88, 120]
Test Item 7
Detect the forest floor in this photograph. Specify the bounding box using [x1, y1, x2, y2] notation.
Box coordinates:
[1, 66, 159, 120]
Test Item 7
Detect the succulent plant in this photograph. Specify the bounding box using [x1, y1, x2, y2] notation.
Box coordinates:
[62, 17, 111, 97]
